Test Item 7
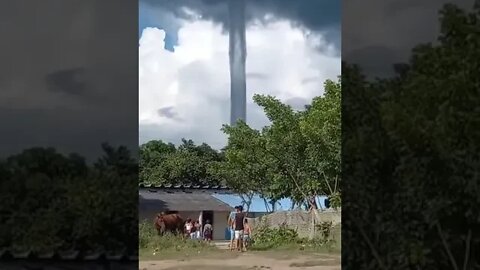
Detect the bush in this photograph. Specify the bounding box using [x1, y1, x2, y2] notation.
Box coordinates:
[251, 222, 300, 250]
[139, 220, 156, 249]
[139, 221, 211, 252]
[251, 220, 339, 252]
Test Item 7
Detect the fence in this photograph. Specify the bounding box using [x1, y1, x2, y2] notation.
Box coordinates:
[247, 209, 341, 239]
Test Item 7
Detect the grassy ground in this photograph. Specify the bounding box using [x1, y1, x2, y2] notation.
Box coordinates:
[139, 220, 341, 265]
[140, 242, 340, 263]
[140, 244, 233, 261]
[139, 250, 340, 270]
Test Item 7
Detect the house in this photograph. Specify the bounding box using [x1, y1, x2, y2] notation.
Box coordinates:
[139, 184, 234, 240]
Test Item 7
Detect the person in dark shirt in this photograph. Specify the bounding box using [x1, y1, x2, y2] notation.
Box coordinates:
[233, 205, 246, 251]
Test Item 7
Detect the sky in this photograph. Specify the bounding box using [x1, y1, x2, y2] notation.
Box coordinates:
[213, 194, 328, 212]
[139, 0, 341, 149]
[343, 0, 476, 78]
[0, 0, 139, 160]
[1, 0, 475, 160]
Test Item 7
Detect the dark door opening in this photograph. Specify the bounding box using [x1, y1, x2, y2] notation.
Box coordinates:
[202, 211, 214, 238]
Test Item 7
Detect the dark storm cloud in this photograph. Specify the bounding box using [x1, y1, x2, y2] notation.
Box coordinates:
[141, 0, 340, 46]
[46, 68, 87, 96]
[157, 106, 182, 120]
[345, 46, 402, 79]
[0, 0, 138, 160]
[343, 0, 476, 78]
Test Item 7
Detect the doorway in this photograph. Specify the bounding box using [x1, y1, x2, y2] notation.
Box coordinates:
[202, 211, 214, 238]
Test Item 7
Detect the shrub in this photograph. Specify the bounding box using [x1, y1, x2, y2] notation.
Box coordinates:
[316, 221, 333, 239]
[251, 219, 339, 252]
[251, 221, 300, 250]
[139, 221, 211, 252]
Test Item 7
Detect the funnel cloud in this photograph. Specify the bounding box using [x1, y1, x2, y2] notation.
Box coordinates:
[139, 0, 341, 149]
[228, 0, 247, 125]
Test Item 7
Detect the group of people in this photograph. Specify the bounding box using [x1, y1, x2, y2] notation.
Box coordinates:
[154, 205, 253, 250]
[228, 205, 252, 252]
[183, 218, 213, 242]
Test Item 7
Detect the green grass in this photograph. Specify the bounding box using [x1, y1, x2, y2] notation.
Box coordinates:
[248, 222, 341, 254]
[139, 221, 341, 261]
[139, 221, 219, 260]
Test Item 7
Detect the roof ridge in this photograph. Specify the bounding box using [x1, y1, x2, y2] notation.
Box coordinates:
[0, 250, 138, 261]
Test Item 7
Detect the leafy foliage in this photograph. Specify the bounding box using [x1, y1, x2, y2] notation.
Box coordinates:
[139, 220, 211, 252]
[251, 222, 300, 250]
[342, 4, 480, 269]
[139, 138, 224, 186]
[251, 220, 338, 252]
[0, 144, 138, 253]
[211, 79, 341, 209]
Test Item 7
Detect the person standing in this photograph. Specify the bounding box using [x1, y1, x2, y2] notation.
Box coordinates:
[203, 219, 213, 242]
[184, 218, 194, 239]
[194, 220, 202, 240]
[243, 219, 252, 251]
[228, 206, 238, 250]
[233, 205, 246, 252]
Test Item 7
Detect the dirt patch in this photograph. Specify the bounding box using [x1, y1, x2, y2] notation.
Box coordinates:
[140, 252, 340, 270]
[162, 266, 246, 270]
[290, 258, 340, 267]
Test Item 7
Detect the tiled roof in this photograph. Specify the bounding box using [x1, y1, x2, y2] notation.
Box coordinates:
[139, 189, 234, 212]
[138, 183, 231, 190]
[0, 249, 138, 261]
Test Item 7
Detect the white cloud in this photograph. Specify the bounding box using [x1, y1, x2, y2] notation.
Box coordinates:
[139, 19, 340, 149]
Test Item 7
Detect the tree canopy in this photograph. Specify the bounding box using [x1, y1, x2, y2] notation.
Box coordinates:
[342, 4, 480, 269]
[139, 138, 224, 186]
[0, 144, 138, 253]
[210, 78, 341, 210]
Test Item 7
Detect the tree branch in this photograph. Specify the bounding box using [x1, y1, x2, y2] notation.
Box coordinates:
[436, 222, 459, 270]
[356, 222, 387, 270]
[462, 229, 472, 270]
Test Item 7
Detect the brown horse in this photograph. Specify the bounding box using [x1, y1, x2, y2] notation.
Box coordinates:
[154, 212, 184, 236]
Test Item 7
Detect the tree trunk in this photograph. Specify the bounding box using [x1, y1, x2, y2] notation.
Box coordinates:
[263, 198, 271, 212]
[308, 196, 318, 210]
[270, 200, 276, 212]
[290, 201, 296, 210]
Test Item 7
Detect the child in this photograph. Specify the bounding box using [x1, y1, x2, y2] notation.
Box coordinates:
[184, 219, 194, 238]
[243, 219, 252, 251]
[203, 219, 213, 242]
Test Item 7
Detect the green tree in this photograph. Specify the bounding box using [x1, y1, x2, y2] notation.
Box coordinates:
[343, 4, 480, 269]
[208, 122, 272, 212]
[139, 140, 176, 183]
[214, 79, 341, 209]
[0, 144, 138, 253]
[300, 79, 341, 208]
[139, 139, 224, 186]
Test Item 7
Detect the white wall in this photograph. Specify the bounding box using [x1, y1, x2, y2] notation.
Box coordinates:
[213, 211, 230, 240]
